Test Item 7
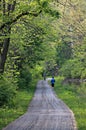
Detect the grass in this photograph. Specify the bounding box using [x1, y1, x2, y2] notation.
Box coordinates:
[0, 81, 37, 130]
[54, 76, 86, 130]
[0, 77, 86, 130]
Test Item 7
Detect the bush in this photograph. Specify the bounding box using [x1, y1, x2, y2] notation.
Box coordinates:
[18, 68, 32, 90]
[59, 60, 73, 78]
[0, 76, 17, 107]
[81, 68, 86, 79]
[60, 59, 86, 79]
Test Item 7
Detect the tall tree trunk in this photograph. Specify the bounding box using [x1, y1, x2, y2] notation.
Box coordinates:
[0, 25, 11, 73]
[0, 0, 16, 73]
[0, 0, 42, 73]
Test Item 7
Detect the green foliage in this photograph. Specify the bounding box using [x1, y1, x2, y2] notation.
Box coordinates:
[59, 58, 86, 79]
[59, 60, 72, 78]
[0, 75, 17, 107]
[81, 68, 86, 79]
[56, 41, 72, 67]
[54, 0, 86, 80]
[31, 64, 43, 79]
[0, 86, 36, 130]
[0, 73, 38, 130]
[59, 41, 86, 79]
[44, 8, 59, 18]
[54, 76, 86, 130]
[36, 0, 60, 18]
[40, 0, 49, 8]
[18, 67, 32, 90]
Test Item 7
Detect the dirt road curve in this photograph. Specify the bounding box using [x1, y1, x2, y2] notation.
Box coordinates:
[3, 80, 77, 130]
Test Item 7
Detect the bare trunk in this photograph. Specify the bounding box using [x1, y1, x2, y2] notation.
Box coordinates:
[0, 0, 16, 73]
[0, 25, 11, 73]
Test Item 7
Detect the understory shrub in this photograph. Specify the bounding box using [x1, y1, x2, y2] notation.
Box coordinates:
[18, 68, 32, 90]
[59, 59, 86, 79]
[0, 76, 17, 107]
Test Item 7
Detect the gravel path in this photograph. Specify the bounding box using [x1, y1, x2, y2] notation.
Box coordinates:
[3, 80, 77, 130]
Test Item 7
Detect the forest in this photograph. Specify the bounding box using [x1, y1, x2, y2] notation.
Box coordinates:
[0, 0, 86, 130]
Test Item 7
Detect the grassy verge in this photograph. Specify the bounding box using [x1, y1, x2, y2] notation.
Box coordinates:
[54, 76, 86, 130]
[0, 80, 37, 130]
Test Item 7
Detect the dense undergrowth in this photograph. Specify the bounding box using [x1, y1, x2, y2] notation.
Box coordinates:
[54, 76, 86, 130]
[0, 79, 37, 130]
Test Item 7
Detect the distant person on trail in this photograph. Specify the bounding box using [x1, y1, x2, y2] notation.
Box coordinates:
[43, 72, 46, 80]
[51, 77, 55, 87]
[42, 72, 46, 80]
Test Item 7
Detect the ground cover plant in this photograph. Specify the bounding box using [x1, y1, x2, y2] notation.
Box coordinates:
[0, 80, 36, 130]
[54, 76, 86, 130]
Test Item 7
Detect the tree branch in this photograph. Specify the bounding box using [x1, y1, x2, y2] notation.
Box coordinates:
[0, 10, 42, 30]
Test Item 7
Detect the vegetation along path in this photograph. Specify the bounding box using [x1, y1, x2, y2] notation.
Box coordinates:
[3, 80, 77, 130]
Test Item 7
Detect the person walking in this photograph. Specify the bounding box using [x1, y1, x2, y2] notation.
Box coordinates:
[51, 77, 55, 87]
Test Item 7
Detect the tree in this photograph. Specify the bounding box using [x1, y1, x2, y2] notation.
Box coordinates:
[0, 0, 59, 73]
[0, 0, 42, 73]
[56, 41, 72, 67]
[53, 0, 86, 79]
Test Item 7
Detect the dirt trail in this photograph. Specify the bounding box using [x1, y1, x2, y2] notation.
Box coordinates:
[3, 80, 77, 130]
